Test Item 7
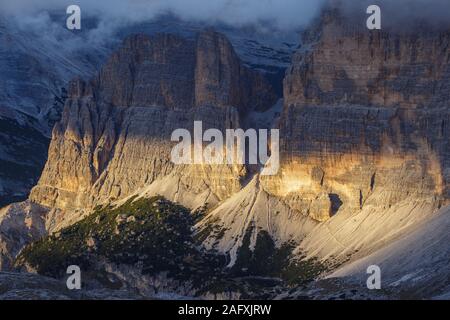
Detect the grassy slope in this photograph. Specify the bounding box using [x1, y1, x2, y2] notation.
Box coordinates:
[17, 197, 225, 284]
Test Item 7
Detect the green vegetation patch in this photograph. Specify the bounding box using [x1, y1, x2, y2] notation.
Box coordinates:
[17, 197, 328, 297]
[16, 196, 226, 283]
[231, 226, 327, 285]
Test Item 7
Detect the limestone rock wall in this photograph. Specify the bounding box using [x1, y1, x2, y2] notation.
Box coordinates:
[29, 30, 277, 229]
[0, 201, 47, 270]
[21, 13, 450, 266]
[284, 9, 450, 109]
[260, 9, 450, 223]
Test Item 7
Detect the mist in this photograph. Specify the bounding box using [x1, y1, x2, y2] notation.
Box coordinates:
[3, 0, 450, 40]
[0, 0, 327, 31]
[336, 0, 450, 30]
[3, 0, 450, 53]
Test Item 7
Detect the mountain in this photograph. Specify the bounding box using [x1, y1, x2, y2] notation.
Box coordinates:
[197, 7, 449, 272]
[0, 16, 107, 207]
[28, 30, 276, 230]
[116, 17, 299, 96]
[0, 14, 296, 209]
[270, 8, 449, 258]
[1, 29, 279, 282]
[1, 6, 450, 299]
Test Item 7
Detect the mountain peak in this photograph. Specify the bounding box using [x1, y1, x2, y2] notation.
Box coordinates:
[285, 8, 450, 109]
[83, 30, 277, 111]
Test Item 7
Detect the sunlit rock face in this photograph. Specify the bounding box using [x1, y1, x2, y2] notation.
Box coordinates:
[261, 9, 450, 222]
[20, 8, 450, 267]
[29, 30, 277, 230]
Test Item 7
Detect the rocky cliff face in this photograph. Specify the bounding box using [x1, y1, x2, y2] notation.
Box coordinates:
[0, 201, 47, 270]
[201, 9, 450, 266]
[0, 17, 104, 207]
[0, 13, 293, 211]
[284, 9, 450, 109]
[3, 8, 450, 299]
[29, 30, 277, 231]
[27, 11, 450, 259]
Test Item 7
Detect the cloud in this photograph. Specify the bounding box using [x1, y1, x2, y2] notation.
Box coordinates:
[0, 0, 327, 31]
[3, 0, 450, 33]
[336, 0, 450, 30]
[4, 0, 450, 52]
